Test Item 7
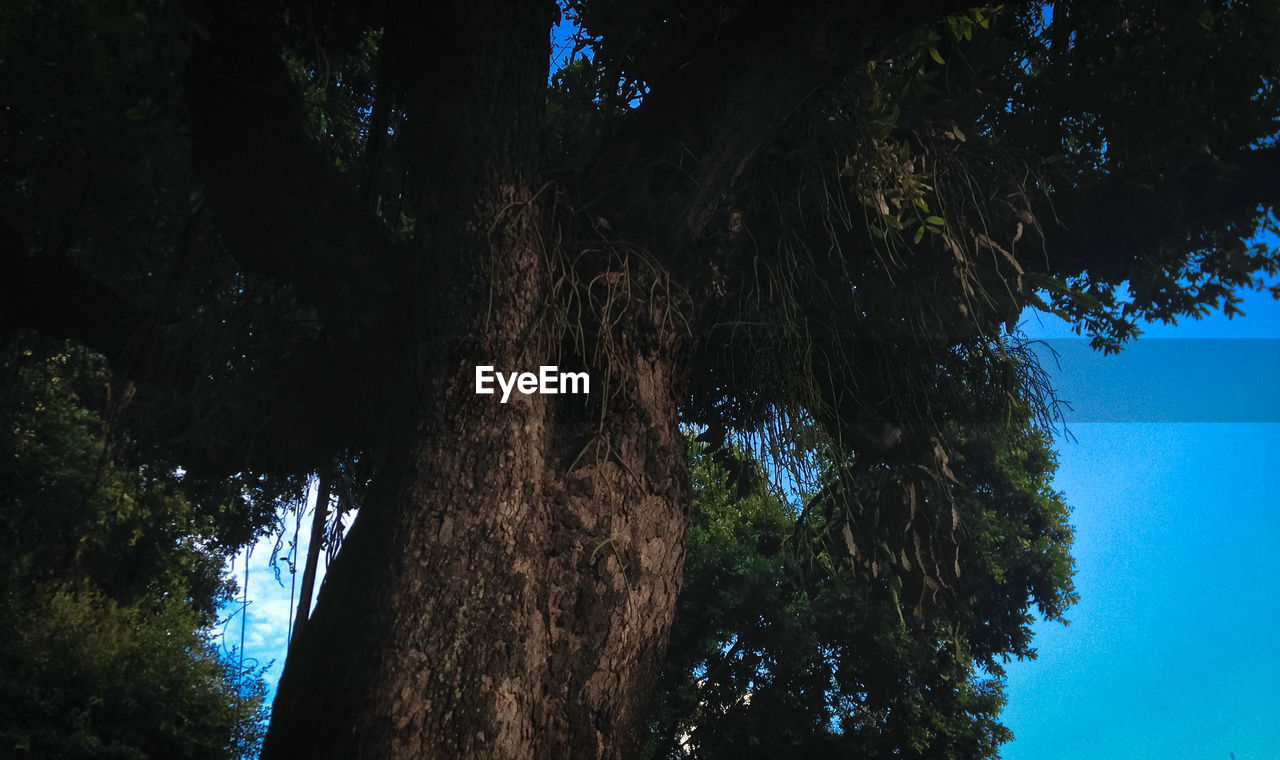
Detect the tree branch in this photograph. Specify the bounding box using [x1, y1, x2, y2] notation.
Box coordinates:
[585, 0, 977, 250]
[184, 4, 407, 331]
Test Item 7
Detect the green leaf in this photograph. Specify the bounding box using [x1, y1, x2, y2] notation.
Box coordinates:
[929, 47, 946, 65]
[925, 215, 946, 227]
[913, 225, 926, 244]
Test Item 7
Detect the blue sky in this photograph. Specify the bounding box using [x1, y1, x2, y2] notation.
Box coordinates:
[1000, 280, 1280, 760]
[219, 494, 326, 699]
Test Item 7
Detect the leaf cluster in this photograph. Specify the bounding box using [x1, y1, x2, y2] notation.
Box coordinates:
[1, 586, 268, 760]
[647, 417, 1074, 759]
[0, 334, 271, 758]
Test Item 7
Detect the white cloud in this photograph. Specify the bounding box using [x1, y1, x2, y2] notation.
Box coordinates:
[216, 481, 344, 700]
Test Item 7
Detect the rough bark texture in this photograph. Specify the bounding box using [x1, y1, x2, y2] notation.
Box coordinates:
[259, 2, 688, 757]
[262, 123, 689, 755]
[264, 316, 687, 759]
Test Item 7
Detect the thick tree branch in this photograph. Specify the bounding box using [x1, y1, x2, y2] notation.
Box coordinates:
[585, 0, 977, 251]
[0, 239, 363, 476]
[185, 4, 407, 333]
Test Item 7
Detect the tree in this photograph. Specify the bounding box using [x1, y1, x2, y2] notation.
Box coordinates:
[0, 334, 269, 758]
[649, 414, 1074, 758]
[2, 0, 1278, 758]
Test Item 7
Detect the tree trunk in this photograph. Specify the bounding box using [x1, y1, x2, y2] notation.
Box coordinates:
[262, 270, 688, 759]
[260, 2, 688, 757]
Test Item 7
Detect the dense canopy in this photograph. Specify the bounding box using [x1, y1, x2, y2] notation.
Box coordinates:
[2, 0, 1277, 757]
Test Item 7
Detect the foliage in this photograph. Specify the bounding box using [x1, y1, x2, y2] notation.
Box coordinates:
[6, 0, 1276, 475]
[0, 0, 380, 480]
[952, 1, 1280, 345]
[648, 417, 1074, 759]
[0, 335, 268, 758]
[2, 0, 1279, 755]
[0, 585, 268, 760]
[678, 0, 1280, 461]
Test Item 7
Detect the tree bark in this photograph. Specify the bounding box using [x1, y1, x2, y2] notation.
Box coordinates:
[261, 212, 689, 758]
[264, 344, 687, 758]
[259, 2, 688, 757]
